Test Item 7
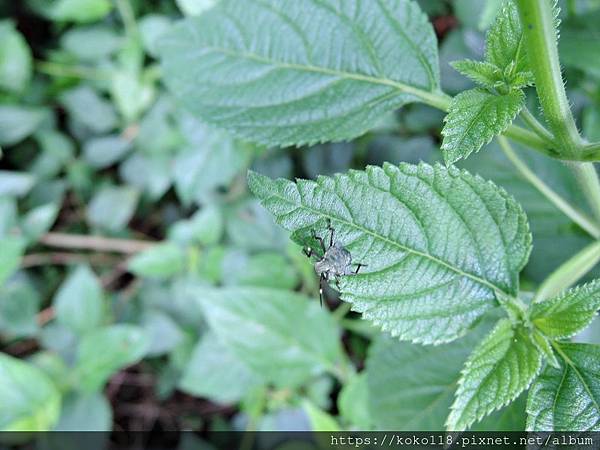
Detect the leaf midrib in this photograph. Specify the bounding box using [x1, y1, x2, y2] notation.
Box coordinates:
[193, 45, 447, 108]
[264, 190, 511, 298]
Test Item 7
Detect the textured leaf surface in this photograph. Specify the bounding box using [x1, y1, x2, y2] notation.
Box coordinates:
[442, 89, 524, 164]
[531, 280, 600, 339]
[0, 353, 61, 431]
[195, 287, 344, 388]
[447, 319, 542, 431]
[451, 60, 501, 89]
[485, 0, 526, 73]
[527, 343, 600, 431]
[159, 0, 440, 147]
[249, 162, 531, 344]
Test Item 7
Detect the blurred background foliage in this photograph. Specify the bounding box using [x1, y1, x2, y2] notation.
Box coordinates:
[1, 0, 600, 440]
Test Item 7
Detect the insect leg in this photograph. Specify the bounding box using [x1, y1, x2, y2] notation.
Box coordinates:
[353, 263, 368, 274]
[335, 275, 341, 291]
[312, 229, 326, 253]
[326, 219, 335, 248]
[319, 272, 328, 308]
[303, 246, 314, 258]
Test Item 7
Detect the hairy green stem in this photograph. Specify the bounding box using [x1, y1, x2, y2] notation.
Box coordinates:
[534, 240, 600, 303]
[497, 137, 600, 239]
[520, 107, 555, 145]
[516, 0, 583, 155]
[567, 163, 600, 224]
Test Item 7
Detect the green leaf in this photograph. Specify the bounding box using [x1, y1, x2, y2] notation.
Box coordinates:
[0, 105, 46, 146]
[0, 236, 25, 287]
[0, 171, 35, 197]
[195, 287, 344, 388]
[54, 392, 112, 431]
[179, 332, 262, 404]
[338, 373, 372, 430]
[168, 205, 224, 246]
[485, 0, 527, 74]
[87, 185, 139, 231]
[53, 265, 104, 335]
[451, 60, 502, 88]
[31, 130, 75, 180]
[83, 135, 132, 169]
[442, 89, 524, 164]
[128, 243, 186, 279]
[366, 324, 487, 430]
[140, 310, 184, 356]
[159, 0, 440, 147]
[0, 353, 61, 431]
[0, 278, 40, 338]
[139, 15, 173, 57]
[303, 400, 341, 431]
[527, 343, 600, 431]
[110, 70, 155, 122]
[228, 252, 299, 290]
[28, 0, 113, 23]
[61, 25, 122, 61]
[74, 325, 150, 392]
[60, 86, 118, 134]
[175, 0, 218, 16]
[21, 202, 59, 242]
[0, 20, 32, 94]
[249, 163, 531, 345]
[447, 319, 542, 431]
[531, 280, 600, 340]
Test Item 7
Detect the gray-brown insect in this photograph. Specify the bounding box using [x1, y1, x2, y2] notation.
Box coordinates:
[303, 219, 366, 307]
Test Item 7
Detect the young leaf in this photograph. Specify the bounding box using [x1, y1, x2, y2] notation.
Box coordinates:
[485, 0, 527, 74]
[74, 325, 150, 392]
[527, 343, 600, 431]
[87, 185, 139, 232]
[451, 60, 502, 89]
[249, 163, 531, 345]
[531, 280, 600, 340]
[194, 287, 345, 388]
[442, 88, 524, 165]
[0, 353, 61, 431]
[53, 265, 104, 335]
[447, 319, 542, 431]
[0, 237, 25, 287]
[159, 0, 440, 147]
[54, 392, 112, 431]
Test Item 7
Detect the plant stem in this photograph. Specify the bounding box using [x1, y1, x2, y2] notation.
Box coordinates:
[39, 232, 155, 254]
[567, 163, 600, 224]
[534, 240, 600, 303]
[520, 107, 555, 145]
[497, 137, 600, 239]
[516, 0, 583, 155]
[115, 0, 138, 38]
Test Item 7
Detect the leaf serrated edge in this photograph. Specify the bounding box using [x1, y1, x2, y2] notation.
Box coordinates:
[445, 320, 543, 431]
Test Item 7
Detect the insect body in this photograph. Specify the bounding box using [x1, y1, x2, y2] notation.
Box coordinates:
[303, 219, 365, 307]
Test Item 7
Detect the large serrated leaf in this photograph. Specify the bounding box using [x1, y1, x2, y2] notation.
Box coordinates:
[527, 343, 600, 431]
[442, 89, 524, 165]
[194, 286, 345, 388]
[447, 319, 542, 431]
[249, 162, 532, 345]
[159, 0, 440, 147]
[531, 280, 600, 339]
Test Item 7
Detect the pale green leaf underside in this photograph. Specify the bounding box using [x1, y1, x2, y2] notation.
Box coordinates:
[527, 343, 600, 431]
[158, 0, 440, 147]
[249, 162, 531, 345]
[447, 319, 542, 431]
[442, 89, 524, 165]
[367, 324, 487, 430]
[194, 287, 344, 388]
[531, 280, 600, 339]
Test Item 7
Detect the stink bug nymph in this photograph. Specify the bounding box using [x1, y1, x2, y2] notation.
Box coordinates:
[303, 219, 366, 307]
